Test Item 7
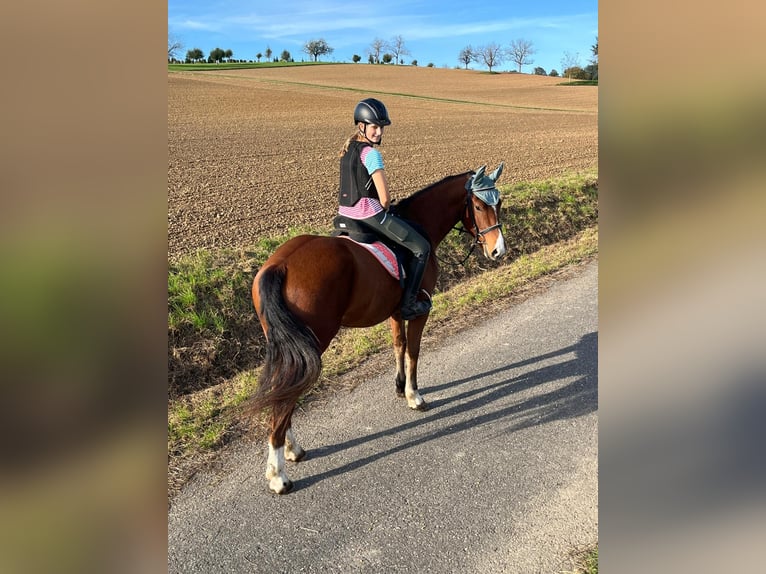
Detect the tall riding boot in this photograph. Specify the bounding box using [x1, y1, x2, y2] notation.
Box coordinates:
[400, 255, 432, 320]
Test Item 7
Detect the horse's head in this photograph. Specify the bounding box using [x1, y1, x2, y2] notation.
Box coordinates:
[463, 163, 507, 261]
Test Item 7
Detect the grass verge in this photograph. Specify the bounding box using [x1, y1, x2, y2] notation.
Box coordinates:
[562, 543, 598, 573]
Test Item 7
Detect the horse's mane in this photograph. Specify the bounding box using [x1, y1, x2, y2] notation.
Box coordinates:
[395, 171, 473, 212]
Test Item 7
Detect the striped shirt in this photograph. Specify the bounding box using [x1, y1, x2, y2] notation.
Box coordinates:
[338, 145, 385, 219]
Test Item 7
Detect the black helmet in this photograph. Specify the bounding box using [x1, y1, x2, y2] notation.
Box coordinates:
[354, 98, 391, 126]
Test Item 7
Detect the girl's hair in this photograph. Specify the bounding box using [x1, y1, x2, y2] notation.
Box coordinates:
[339, 131, 364, 158]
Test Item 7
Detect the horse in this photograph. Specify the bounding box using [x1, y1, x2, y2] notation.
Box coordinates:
[249, 164, 507, 494]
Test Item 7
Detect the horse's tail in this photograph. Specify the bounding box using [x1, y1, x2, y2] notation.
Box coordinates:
[248, 265, 322, 419]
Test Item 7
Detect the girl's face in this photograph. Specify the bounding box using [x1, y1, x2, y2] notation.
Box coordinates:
[359, 122, 383, 143]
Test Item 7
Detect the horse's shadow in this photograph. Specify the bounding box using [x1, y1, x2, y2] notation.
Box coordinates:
[293, 331, 597, 490]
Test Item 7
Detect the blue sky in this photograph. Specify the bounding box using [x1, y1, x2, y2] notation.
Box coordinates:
[168, 1, 597, 73]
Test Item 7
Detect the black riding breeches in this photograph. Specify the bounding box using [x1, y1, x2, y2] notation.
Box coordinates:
[362, 211, 430, 260]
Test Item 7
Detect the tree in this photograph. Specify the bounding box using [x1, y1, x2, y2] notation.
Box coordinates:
[561, 51, 580, 81]
[589, 36, 599, 80]
[533, 66, 547, 75]
[208, 47, 225, 63]
[256, 52, 263, 62]
[352, 54, 361, 63]
[224, 49, 233, 62]
[280, 50, 291, 62]
[368, 37, 385, 64]
[563, 66, 589, 80]
[265, 46, 272, 61]
[302, 38, 334, 62]
[458, 46, 474, 69]
[507, 38, 535, 73]
[475, 43, 504, 73]
[382, 53, 393, 64]
[168, 32, 183, 61]
[186, 48, 204, 63]
[386, 35, 410, 65]
[549, 69, 559, 77]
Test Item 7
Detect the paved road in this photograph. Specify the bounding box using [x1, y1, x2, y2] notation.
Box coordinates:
[168, 261, 598, 574]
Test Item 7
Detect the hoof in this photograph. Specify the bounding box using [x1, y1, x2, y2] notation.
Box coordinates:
[409, 400, 429, 412]
[269, 478, 294, 495]
[396, 389, 405, 398]
[289, 448, 306, 463]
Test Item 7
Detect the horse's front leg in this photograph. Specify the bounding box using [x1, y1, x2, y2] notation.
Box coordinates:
[403, 316, 429, 411]
[390, 317, 407, 397]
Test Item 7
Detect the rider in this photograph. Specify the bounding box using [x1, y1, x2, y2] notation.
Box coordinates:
[337, 97, 432, 319]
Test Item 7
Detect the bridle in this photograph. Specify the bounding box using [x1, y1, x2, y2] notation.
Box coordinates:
[441, 182, 502, 266]
[465, 185, 502, 242]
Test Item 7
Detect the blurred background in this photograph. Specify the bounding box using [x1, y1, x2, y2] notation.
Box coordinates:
[0, 1, 764, 572]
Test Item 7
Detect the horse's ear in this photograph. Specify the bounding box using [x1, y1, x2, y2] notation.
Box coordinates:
[488, 162, 504, 182]
[473, 165, 487, 183]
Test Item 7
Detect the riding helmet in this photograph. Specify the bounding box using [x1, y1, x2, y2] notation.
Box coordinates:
[354, 98, 392, 126]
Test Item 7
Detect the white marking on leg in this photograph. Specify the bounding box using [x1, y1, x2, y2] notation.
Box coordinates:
[285, 427, 305, 462]
[266, 441, 291, 493]
[405, 355, 425, 410]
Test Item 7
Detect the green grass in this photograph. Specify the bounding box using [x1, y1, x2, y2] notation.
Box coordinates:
[168, 250, 252, 335]
[558, 79, 598, 86]
[564, 543, 598, 573]
[168, 61, 336, 72]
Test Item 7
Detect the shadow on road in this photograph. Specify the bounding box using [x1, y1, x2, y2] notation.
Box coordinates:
[294, 331, 597, 491]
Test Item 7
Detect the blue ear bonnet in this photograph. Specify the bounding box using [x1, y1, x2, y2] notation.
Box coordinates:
[467, 163, 504, 206]
[472, 186, 500, 206]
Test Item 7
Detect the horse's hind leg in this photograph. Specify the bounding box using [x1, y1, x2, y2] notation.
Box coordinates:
[285, 424, 305, 462]
[265, 408, 297, 494]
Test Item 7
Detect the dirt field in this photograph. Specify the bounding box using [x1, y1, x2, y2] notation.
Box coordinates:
[168, 65, 598, 260]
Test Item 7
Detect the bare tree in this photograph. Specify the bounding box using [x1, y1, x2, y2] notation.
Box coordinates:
[386, 35, 410, 65]
[368, 37, 385, 64]
[458, 46, 475, 69]
[507, 38, 535, 73]
[168, 32, 183, 60]
[561, 51, 580, 81]
[476, 43, 504, 73]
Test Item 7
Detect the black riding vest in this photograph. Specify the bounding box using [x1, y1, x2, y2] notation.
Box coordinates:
[339, 141, 379, 208]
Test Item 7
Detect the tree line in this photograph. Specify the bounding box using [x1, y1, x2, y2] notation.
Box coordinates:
[168, 33, 598, 79]
[460, 37, 598, 79]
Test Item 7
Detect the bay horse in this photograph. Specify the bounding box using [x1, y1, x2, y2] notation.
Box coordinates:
[250, 164, 506, 494]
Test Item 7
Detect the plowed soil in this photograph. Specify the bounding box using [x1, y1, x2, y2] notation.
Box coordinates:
[168, 65, 597, 260]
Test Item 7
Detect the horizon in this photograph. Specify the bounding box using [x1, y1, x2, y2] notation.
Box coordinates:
[168, 1, 597, 75]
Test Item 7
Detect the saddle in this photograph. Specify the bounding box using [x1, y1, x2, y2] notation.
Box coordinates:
[331, 215, 380, 244]
[331, 216, 408, 285]
[331, 213, 430, 247]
